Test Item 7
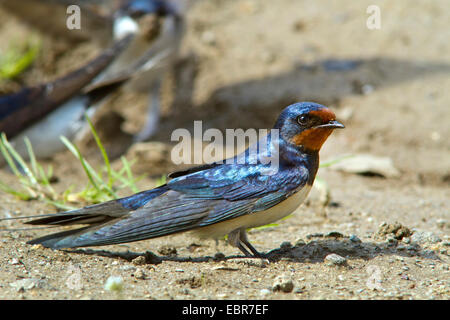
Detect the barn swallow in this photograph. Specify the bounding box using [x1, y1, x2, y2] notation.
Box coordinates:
[0, 34, 133, 164]
[3, 102, 344, 257]
[0, 0, 185, 162]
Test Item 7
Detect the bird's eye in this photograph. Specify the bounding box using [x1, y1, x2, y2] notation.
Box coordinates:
[297, 115, 310, 126]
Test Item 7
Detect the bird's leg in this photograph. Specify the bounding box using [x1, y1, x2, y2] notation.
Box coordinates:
[228, 229, 263, 258]
[239, 230, 264, 258]
[228, 229, 252, 257]
[238, 243, 253, 257]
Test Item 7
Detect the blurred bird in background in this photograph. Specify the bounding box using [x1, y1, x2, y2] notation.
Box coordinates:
[0, 0, 190, 164]
[0, 34, 133, 164]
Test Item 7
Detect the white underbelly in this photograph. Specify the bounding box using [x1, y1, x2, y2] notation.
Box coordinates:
[192, 185, 312, 239]
[7, 96, 87, 162]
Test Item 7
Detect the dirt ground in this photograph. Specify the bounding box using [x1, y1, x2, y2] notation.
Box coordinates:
[0, 0, 449, 300]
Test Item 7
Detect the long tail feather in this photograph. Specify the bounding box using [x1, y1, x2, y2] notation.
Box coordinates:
[27, 226, 91, 248]
[0, 226, 60, 232]
[0, 213, 69, 222]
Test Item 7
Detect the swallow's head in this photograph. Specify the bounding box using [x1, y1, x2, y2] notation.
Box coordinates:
[115, 0, 179, 41]
[274, 102, 344, 152]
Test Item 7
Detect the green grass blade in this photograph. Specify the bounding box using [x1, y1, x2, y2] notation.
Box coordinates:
[120, 156, 139, 193]
[155, 175, 166, 187]
[250, 223, 279, 231]
[42, 198, 76, 211]
[0, 180, 31, 200]
[60, 136, 118, 199]
[1, 134, 37, 185]
[85, 115, 113, 188]
[24, 137, 38, 176]
[0, 134, 22, 177]
[60, 136, 100, 192]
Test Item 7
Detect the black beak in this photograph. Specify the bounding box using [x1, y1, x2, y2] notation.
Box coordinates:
[314, 120, 345, 129]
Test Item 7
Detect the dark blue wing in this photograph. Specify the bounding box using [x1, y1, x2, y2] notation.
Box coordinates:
[166, 163, 309, 226]
[168, 163, 308, 201]
[27, 163, 309, 248]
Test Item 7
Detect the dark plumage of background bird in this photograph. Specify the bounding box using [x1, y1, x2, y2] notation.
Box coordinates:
[0, 0, 187, 164]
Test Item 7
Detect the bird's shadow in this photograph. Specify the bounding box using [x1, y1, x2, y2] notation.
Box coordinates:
[63, 237, 441, 265]
[156, 56, 450, 136]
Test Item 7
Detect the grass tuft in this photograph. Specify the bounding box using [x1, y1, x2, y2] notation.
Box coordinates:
[0, 115, 144, 209]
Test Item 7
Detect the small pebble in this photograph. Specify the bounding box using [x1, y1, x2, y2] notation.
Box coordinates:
[30, 244, 44, 251]
[158, 245, 177, 256]
[181, 288, 191, 295]
[260, 289, 271, 296]
[325, 253, 347, 266]
[411, 230, 442, 244]
[272, 275, 294, 293]
[402, 237, 411, 244]
[386, 235, 398, 245]
[214, 252, 226, 260]
[134, 269, 146, 280]
[132, 256, 147, 266]
[280, 241, 293, 250]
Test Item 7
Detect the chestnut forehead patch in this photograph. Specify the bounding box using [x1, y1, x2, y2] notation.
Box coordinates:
[308, 108, 336, 122]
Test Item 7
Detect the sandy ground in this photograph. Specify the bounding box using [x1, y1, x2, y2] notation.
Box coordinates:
[0, 0, 449, 300]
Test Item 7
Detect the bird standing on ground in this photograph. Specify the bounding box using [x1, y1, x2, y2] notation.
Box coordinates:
[4, 102, 344, 257]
